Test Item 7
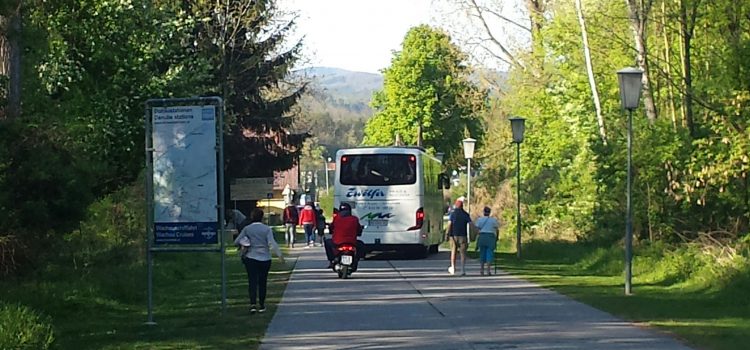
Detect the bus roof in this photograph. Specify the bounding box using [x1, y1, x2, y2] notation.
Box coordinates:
[336, 146, 443, 162]
[336, 146, 425, 155]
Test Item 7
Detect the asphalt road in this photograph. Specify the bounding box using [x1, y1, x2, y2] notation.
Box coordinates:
[260, 247, 693, 350]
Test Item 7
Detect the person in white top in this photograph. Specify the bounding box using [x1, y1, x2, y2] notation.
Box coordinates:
[234, 208, 285, 314]
[226, 208, 247, 230]
[475, 206, 501, 276]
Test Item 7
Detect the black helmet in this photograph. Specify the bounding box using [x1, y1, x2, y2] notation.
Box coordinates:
[338, 203, 352, 212]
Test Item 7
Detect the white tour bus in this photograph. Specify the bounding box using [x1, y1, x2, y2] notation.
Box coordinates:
[333, 147, 450, 257]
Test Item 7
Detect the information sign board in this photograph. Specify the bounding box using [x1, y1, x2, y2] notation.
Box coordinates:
[152, 105, 218, 244]
[230, 177, 274, 200]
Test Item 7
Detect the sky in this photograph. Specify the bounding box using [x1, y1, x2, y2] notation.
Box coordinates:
[279, 0, 436, 74]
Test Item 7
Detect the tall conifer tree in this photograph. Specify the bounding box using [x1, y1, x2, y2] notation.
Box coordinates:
[187, 0, 308, 180]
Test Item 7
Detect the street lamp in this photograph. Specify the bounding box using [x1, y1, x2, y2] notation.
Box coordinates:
[509, 117, 526, 259]
[327, 157, 332, 192]
[320, 156, 330, 193]
[617, 67, 643, 296]
[462, 138, 476, 242]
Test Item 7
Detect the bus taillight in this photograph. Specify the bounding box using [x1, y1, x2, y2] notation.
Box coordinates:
[407, 207, 424, 230]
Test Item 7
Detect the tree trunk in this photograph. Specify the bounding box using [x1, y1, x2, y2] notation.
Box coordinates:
[575, 0, 606, 145]
[1, 2, 21, 119]
[0, 16, 8, 76]
[526, 0, 546, 69]
[625, 0, 658, 122]
[661, 1, 677, 130]
[679, 0, 700, 137]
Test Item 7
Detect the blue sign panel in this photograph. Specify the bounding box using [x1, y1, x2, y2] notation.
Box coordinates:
[154, 222, 218, 244]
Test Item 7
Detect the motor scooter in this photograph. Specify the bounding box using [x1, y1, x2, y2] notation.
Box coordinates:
[332, 242, 358, 279]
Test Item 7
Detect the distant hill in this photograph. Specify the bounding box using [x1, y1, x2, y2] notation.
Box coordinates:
[290, 66, 507, 154]
[296, 67, 383, 117]
[294, 66, 507, 118]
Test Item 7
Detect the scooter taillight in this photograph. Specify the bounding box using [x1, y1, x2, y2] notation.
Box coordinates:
[337, 244, 355, 252]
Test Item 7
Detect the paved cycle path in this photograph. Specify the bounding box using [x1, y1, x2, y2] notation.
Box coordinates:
[260, 248, 692, 350]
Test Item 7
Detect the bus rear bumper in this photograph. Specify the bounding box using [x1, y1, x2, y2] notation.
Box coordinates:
[362, 243, 427, 254]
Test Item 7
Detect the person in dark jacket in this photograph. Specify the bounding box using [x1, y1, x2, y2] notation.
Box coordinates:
[445, 198, 472, 276]
[315, 206, 327, 246]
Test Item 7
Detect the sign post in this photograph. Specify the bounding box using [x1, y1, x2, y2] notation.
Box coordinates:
[145, 97, 225, 325]
[267, 192, 273, 225]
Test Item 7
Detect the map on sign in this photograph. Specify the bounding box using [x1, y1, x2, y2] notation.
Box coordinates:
[152, 105, 218, 244]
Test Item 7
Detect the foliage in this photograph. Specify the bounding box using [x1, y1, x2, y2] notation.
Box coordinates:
[318, 188, 334, 218]
[61, 177, 146, 270]
[25, 0, 205, 194]
[182, 0, 309, 179]
[2, 0, 310, 275]
[468, 0, 750, 245]
[363, 25, 486, 168]
[0, 302, 55, 350]
[294, 94, 367, 156]
[0, 120, 93, 273]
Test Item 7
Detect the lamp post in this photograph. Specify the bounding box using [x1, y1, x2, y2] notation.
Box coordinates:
[462, 138, 476, 241]
[327, 157, 332, 192]
[509, 117, 526, 259]
[320, 156, 330, 193]
[617, 67, 643, 296]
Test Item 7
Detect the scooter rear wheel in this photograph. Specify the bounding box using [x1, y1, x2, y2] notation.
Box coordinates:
[341, 266, 349, 279]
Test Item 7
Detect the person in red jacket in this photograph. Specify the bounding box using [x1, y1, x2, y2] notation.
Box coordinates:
[298, 201, 318, 248]
[325, 203, 364, 269]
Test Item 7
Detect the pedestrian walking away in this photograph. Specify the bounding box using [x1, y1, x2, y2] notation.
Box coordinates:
[445, 198, 472, 276]
[225, 208, 247, 240]
[315, 205, 326, 246]
[234, 208, 285, 314]
[282, 204, 298, 248]
[475, 206, 501, 276]
[298, 201, 318, 248]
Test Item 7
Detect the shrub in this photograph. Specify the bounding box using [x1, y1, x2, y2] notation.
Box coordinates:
[62, 177, 146, 269]
[0, 302, 55, 350]
[0, 120, 93, 272]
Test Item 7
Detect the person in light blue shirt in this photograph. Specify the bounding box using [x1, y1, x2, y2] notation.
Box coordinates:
[475, 206, 501, 276]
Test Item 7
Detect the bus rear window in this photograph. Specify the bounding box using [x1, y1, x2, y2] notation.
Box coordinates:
[340, 154, 416, 185]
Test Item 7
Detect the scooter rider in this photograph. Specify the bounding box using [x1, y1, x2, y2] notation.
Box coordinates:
[325, 203, 364, 269]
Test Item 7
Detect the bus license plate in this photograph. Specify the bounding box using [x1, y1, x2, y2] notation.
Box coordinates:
[341, 255, 353, 265]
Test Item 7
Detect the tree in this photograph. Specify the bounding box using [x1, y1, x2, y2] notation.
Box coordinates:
[677, 0, 701, 137]
[624, 0, 658, 122]
[184, 1, 308, 180]
[363, 25, 485, 166]
[575, 0, 606, 145]
[24, 0, 208, 192]
[0, 0, 21, 119]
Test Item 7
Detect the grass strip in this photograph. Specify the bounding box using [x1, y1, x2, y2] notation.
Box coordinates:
[487, 241, 749, 350]
[0, 231, 296, 349]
